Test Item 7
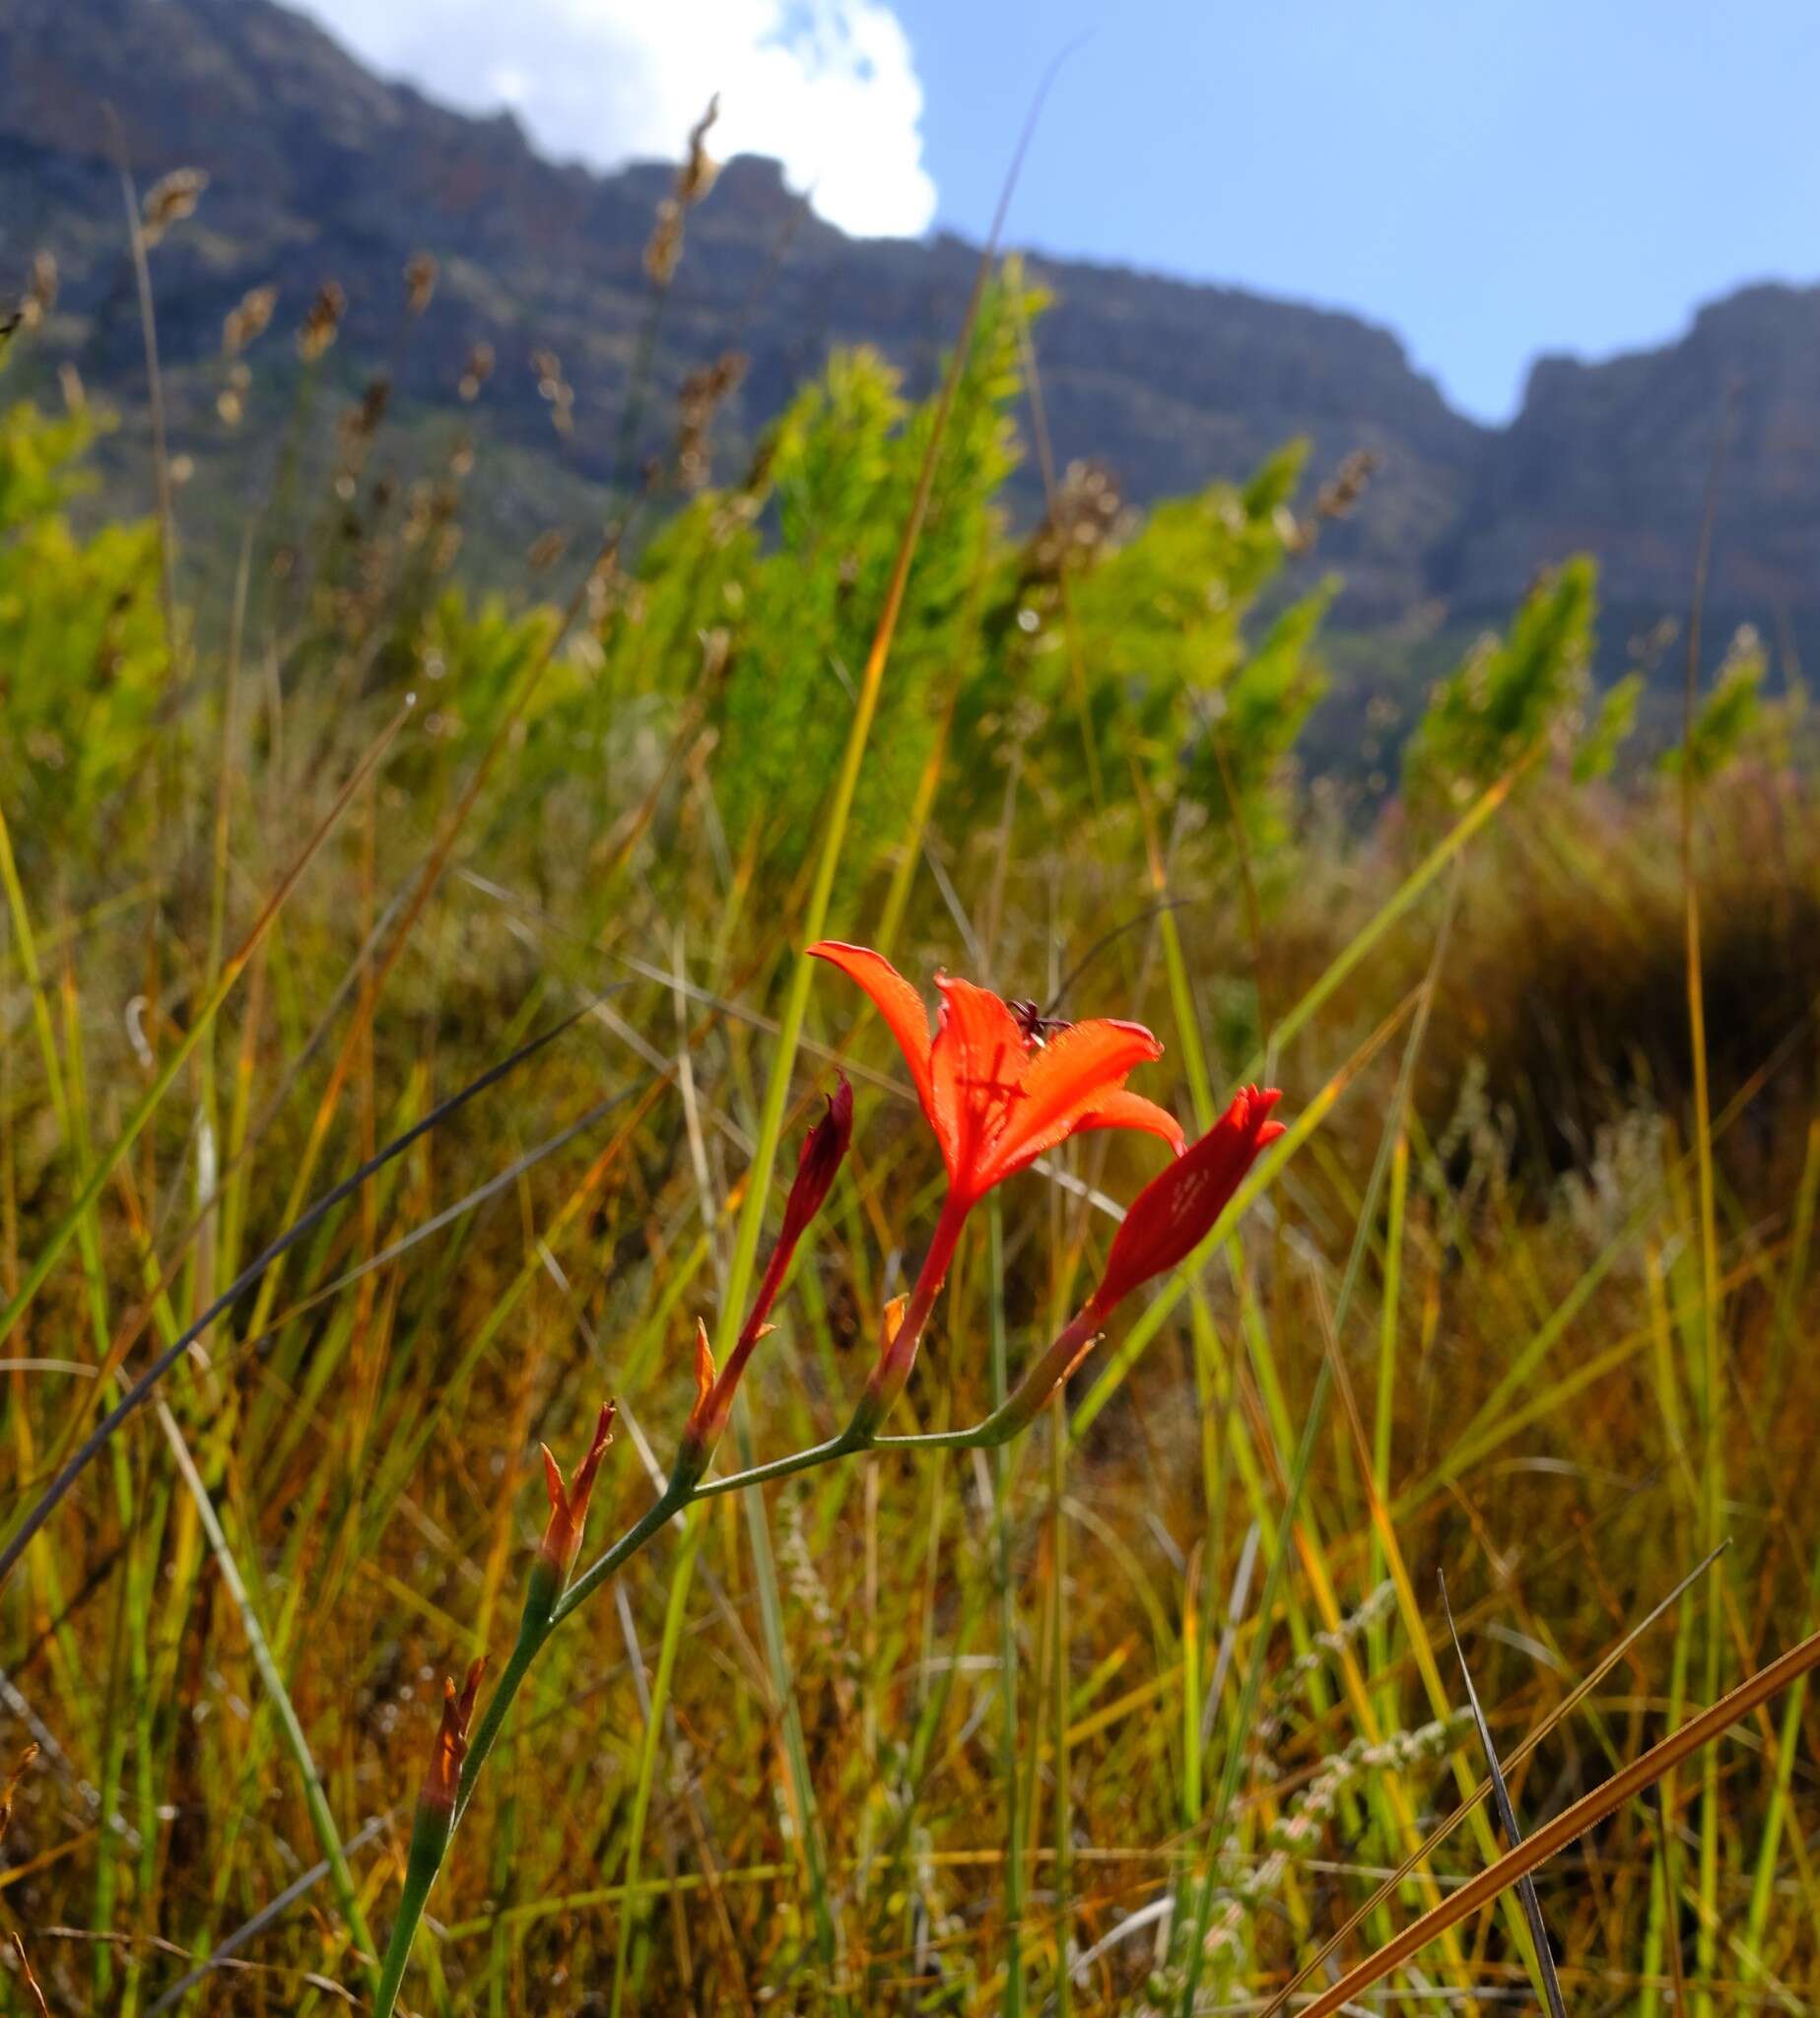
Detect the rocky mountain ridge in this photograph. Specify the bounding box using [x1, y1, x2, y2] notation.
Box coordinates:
[3, 0, 1815, 669]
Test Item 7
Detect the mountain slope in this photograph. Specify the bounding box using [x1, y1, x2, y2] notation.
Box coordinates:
[2, 0, 1815, 661]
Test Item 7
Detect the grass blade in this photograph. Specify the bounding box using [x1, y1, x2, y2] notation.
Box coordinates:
[1257, 1542, 1731, 2018]
[152, 1401, 379, 1990]
[0, 1000, 598, 1587]
[0, 695, 414, 1354]
[1297, 1620, 1820, 2018]
[1438, 1571, 1568, 2018]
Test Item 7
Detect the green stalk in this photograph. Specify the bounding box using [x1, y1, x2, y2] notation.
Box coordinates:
[154, 1402, 378, 1988]
[730, 1386, 843, 1994]
[1368, 1126, 1408, 1731]
[0, 704, 408, 1359]
[1742, 1536, 1820, 1979]
[371, 1484, 683, 2018]
[987, 1199, 1025, 2017]
[608, 1502, 704, 2018]
[1177, 882, 1457, 2016]
[1048, 1387, 1072, 2016]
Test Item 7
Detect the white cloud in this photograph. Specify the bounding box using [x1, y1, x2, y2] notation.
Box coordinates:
[297, 0, 937, 238]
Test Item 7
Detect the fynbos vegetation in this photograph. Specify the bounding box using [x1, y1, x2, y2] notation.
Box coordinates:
[1, 81, 1818, 2018]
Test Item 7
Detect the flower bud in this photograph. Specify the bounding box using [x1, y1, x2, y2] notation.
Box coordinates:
[421, 1658, 485, 1819]
[672, 1081, 851, 1484]
[775, 1077, 853, 1261]
[406, 1655, 485, 1882]
[685, 1316, 717, 1449]
[534, 1402, 617, 1606]
[743, 1078, 852, 1343]
[1090, 1087, 1284, 1318]
[849, 1293, 910, 1440]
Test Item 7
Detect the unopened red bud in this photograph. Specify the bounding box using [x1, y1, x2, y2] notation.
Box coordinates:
[1090, 1087, 1284, 1318]
[743, 1078, 853, 1345]
[538, 1401, 616, 1582]
[422, 1656, 485, 1815]
[688, 1318, 715, 1441]
[673, 1083, 851, 1482]
[777, 1077, 852, 1253]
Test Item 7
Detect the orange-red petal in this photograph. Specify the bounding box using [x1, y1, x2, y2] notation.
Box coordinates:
[931, 975, 1029, 1189]
[807, 943, 940, 1144]
[977, 1017, 1167, 1185]
[1069, 1088, 1189, 1159]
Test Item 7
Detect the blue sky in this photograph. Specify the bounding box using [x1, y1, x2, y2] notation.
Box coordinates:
[300, 0, 1820, 424]
[899, 0, 1820, 420]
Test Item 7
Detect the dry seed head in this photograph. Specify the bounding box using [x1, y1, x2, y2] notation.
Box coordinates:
[347, 375, 391, 441]
[676, 96, 720, 206]
[457, 341, 495, 402]
[23, 248, 57, 329]
[1028, 459, 1127, 580]
[1315, 446, 1380, 519]
[223, 283, 277, 356]
[142, 167, 208, 245]
[644, 199, 684, 286]
[531, 348, 575, 436]
[298, 280, 347, 362]
[526, 528, 568, 573]
[403, 250, 438, 313]
[674, 350, 747, 490]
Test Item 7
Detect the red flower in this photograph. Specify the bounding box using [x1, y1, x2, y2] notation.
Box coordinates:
[806, 943, 1183, 1203]
[1090, 1086, 1284, 1318]
[537, 1402, 617, 1584]
[809, 942, 1184, 1429]
[979, 1088, 1286, 1441]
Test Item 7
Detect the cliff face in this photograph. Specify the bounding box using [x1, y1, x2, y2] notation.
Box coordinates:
[1437, 285, 1820, 624]
[2, 0, 1813, 654]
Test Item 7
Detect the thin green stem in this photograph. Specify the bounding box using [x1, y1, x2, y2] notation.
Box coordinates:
[371, 1848, 441, 2018]
[371, 1485, 685, 2017]
[691, 1431, 861, 1500]
[554, 1485, 687, 1625]
[988, 1199, 1026, 2018]
[369, 1285, 1112, 2014]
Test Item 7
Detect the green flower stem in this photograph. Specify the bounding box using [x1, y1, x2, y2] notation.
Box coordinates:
[553, 1483, 688, 1626]
[698, 1305, 1102, 1494]
[371, 1800, 457, 2018]
[371, 1295, 1102, 2017]
[690, 1430, 863, 1500]
[372, 1485, 683, 2017]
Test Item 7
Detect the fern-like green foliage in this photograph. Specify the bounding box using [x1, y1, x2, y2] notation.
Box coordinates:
[468, 288, 1333, 898]
[1403, 556, 1610, 805]
[1572, 670, 1643, 784]
[0, 390, 168, 843]
[1658, 626, 1766, 782]
[713, 294, 1022, 876]
[951, 438, 1330, 846]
